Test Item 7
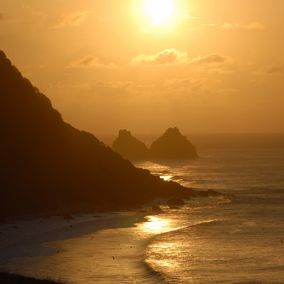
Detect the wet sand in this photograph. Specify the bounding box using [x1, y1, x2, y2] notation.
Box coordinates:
[0, 211, 157, 283]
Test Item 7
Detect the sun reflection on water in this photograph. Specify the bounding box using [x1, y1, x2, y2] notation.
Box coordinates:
[160, 175, 173, 181]
[139, 215, 182, 236]
[140, 215, 190, 275]
[142, 216, 170, 234]
[146, 241, 180, 270]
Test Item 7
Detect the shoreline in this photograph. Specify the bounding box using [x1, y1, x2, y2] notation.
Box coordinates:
[0, 211, 149, 268]
[0, 197, 222, 283]
[0, 209, 168, 283]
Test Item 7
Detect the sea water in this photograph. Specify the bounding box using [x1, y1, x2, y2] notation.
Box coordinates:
[1, 134, 284, 283]
[135, 133, 284, 283]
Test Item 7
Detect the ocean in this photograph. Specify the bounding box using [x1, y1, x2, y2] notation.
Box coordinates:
[135, 133, 284, 283]
[1, 134, 284, 283]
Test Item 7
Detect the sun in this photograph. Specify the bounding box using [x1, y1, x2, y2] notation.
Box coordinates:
[145, 0, 176, 27]
[132, 0, 187, 32]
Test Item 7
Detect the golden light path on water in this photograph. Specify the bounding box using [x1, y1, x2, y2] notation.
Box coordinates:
[138, 213, 187, 237]
[160, 174, 173, 181]
[142, 216, 172, 234]
[138, 214, 189, 276]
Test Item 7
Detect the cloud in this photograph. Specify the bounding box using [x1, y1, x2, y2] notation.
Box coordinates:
[130, 49, 188, 66]
[54, 11, 93, 29]
[221, 22, 265, 30]
[190, 54, 230, 65]
[76, 81, 134, 101]
[164, 78, 204, 92]
[131, 49, 231, 68]
[85, 79, 204, 99]
[268, 64, 284, 75]
[68, 56, 117, 69]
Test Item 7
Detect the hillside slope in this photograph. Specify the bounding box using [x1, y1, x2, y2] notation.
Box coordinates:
[0, 51, 196, 219]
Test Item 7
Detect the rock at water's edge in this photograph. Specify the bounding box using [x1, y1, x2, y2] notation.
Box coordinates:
[150, 127, 198, 160]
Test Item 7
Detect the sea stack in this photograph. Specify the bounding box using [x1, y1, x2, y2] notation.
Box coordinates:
[112, 130, 149, 160]
[150, 127, 198, 160]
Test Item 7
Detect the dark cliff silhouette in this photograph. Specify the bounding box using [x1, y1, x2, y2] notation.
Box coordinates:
[150, 127, 198, 160]
[112, 130, 149, 160]
[0, 51, 199, 220]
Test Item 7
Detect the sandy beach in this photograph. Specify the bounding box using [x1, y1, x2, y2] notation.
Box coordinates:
[0, 211, 164, 283]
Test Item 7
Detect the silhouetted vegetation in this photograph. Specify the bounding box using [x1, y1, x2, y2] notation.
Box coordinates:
[0, 50, 202, 221]
[0, 272, 63, 284]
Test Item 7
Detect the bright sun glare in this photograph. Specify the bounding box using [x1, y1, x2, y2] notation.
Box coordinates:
[145, 0, 176, 26]
[133, 0, 186, 32]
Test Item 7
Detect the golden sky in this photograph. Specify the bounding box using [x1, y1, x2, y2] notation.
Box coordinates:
[1, 0, 284, 134]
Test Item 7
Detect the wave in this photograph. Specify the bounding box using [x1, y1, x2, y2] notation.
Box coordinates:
[233, 281, 284, 284]
[140, 218, 190, 283]
[140, 217, 225, 283]
[189, 218, 226, 228]
[141, 260, 166, 283]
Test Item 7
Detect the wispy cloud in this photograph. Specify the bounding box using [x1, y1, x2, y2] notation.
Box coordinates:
[53, 11, 93, 29]
[268, 64, 284, 75]
[190, 54, 230, 65]
[130, 49, 188, 66]
[203, 21, 265, 31]
[164, 78, 204, 92]
[68, 56, 117, 69]
[221, 22, 265, 30]
[131, 49, 231, 67]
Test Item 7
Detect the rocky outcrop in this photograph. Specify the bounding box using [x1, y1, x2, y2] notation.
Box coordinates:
[112, 128, 198, 161]
[167, 197, 185, 208]
[112, 130, 149, 160]
[149, 127, 198, 160]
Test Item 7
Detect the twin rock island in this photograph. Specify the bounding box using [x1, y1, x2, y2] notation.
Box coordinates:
[112, 128, 198, 161]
